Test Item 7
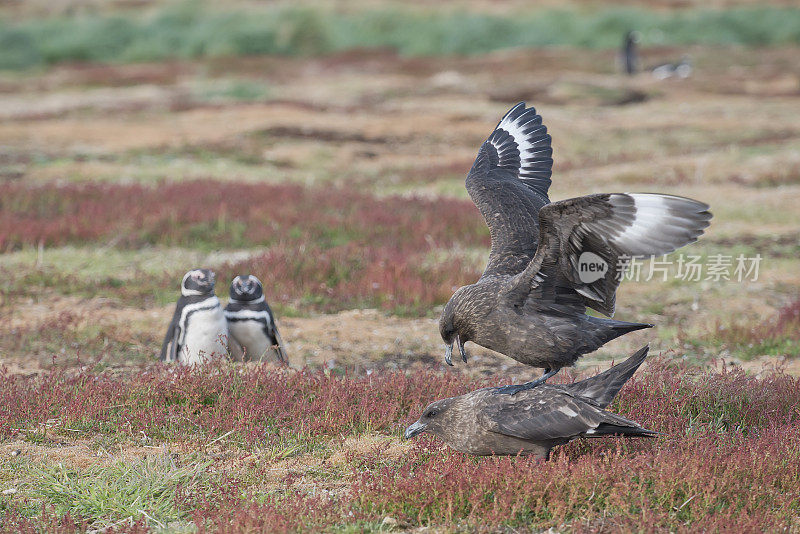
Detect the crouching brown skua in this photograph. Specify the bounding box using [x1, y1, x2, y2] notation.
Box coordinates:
[439, 102, 711, 393]
[405, 346, 655, 458]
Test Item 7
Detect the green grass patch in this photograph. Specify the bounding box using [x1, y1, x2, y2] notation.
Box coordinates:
[3, 5, 800, 70]
[0, 245, 267, 304]
[191, 78, 273, 103]
[20, 455, 210, 530]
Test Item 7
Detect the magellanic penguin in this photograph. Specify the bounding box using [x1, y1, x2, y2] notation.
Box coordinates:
[159, 268, 229, 365]
[224, 275, 288, 364]
[621, 30, 640, 75]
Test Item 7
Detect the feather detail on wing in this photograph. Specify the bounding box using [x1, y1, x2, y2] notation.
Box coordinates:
[502, 193, 712, 316]
[271, 324, 289, 363]
[159, 304, 182, 362]
[479, 386, 654, 442]
[466, 103, 555, 277]
[488, 102, 553, 200]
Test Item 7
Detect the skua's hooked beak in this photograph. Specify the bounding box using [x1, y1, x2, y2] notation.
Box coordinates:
[404, 421, 426, 439]
[457, 336, 467, 363]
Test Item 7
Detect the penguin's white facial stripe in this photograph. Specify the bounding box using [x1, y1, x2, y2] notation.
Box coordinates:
[182, 270, 201, 288]
[181, 268, 216, 296]
[182, 284, 214, 297]
[230, 274, 264, 300]
[182, 288, 205, 296]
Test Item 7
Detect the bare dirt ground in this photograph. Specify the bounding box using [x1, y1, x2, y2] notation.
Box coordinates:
[2, 294, 653, 383]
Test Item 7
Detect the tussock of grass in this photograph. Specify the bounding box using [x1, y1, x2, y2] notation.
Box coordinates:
[2, 5, 800, 70]
[23, 456, 208, 531]
[0, 363, 475, 446]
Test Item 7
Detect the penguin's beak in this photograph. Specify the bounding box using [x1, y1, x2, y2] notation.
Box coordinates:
[404, 421, 426, 440]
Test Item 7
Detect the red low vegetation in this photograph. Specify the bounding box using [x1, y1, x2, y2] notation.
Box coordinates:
[774, 297, 800, 336]
[2, 359, 799, 532]
[0, 180, 486, 313]
[218, 243, 478, 313]
[0, 362, 477, 445]
[0, 180, 486, 251]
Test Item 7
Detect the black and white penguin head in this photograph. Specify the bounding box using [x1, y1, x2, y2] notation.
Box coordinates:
[229, 274, 264, 302]
[181, 268, 216, 297]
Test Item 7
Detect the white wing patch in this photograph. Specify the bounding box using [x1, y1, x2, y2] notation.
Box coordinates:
[611, 194, 670, 253]
[609, 193, 711, 257]
[557, 406, 579, 418]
